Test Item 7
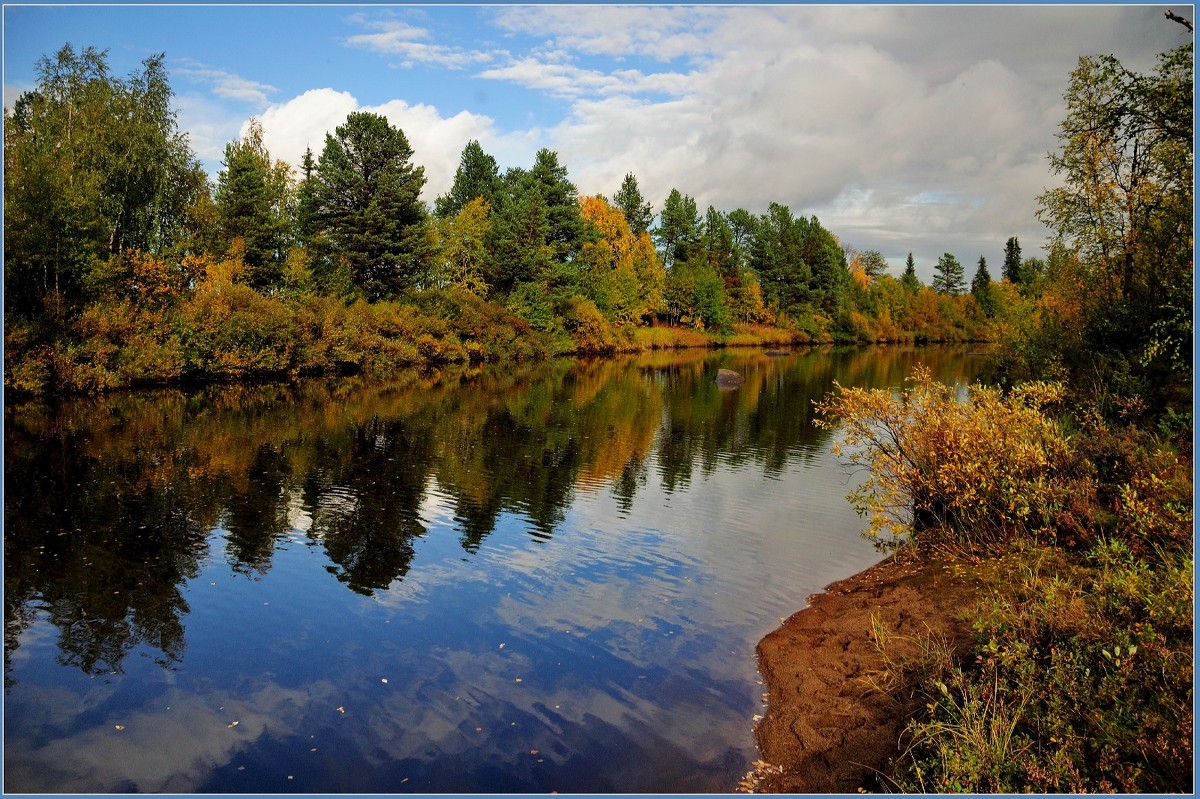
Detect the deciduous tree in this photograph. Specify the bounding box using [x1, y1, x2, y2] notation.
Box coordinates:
[4, 44, 206, 319]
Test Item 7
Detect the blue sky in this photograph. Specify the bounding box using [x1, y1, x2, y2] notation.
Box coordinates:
[2, 4, 1187, 278]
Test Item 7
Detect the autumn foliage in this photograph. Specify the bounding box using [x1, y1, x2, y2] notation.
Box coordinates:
[816, 366, 1074, 545]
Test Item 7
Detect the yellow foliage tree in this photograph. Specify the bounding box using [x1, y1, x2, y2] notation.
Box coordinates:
[815, 366, 1073, 545]
[578, 195, 665, 323]
[428, 196, 491, 296]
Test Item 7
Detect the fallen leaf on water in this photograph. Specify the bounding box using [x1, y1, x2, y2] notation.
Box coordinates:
[514, 678, 522, 683]
[337, 706, 345, 714]
[530, 749, 539, 755]
[400, 778, 410, 784]
[114, 725, 125, 731]
[228, 720, 240, 728]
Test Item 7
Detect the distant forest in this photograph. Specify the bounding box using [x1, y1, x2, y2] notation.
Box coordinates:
[3, 42, 1187, 401]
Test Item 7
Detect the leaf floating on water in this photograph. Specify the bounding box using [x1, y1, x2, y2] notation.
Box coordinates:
[337, 706, 345, 714]
[228, 720, 240, 728]
[530, 749, 539, 755]
[114, 725, 125, 731]
[400, 778, 410, 784]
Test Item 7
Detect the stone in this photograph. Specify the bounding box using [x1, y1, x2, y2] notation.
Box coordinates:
[715, 368, 745, 388]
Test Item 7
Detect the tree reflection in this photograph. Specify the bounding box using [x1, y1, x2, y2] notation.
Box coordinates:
[4, 345, 983, 682]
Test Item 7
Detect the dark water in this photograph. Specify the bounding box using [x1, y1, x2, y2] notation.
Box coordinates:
[4, 346, 983, 793]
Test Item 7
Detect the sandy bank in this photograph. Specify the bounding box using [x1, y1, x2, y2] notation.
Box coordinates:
[747, 550, 981, 792]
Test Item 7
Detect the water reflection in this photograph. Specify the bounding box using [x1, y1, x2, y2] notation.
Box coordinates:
[4, 345, 983, 792]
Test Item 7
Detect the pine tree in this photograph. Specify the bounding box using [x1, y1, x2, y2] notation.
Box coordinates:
[313, 112, 428, 301]
[654, 188, 700, 270]
[932, 252, 966, 296]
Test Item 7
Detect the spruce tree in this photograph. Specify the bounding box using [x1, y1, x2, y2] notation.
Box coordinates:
[1002, 236, 1022, 283]
[971, 255, 994, 314]
[613, 172, 653, 236]
[434, 140, 499, 219]
[214, 119, 291, 289]
[900, 252, 922, 293]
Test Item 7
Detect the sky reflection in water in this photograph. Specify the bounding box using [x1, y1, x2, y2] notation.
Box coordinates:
[4, 346, 983, 792]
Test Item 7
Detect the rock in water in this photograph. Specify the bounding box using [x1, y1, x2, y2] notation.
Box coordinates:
[715, 368, 745, 388]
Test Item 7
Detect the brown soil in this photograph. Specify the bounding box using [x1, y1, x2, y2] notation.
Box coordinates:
[747, 549, 983, 793]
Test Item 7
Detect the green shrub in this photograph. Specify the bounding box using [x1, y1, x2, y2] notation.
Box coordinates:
[895, 537, 1192, 793]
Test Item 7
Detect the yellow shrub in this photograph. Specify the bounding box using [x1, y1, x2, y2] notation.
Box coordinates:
[815, 366, 1072, 545]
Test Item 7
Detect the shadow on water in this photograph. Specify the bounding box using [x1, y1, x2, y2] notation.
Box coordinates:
[4, 344, 983, 791]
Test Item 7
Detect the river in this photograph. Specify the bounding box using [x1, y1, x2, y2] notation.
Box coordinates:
[3, 345, 983, 793]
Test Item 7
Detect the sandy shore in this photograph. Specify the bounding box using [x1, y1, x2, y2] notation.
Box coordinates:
[746, 550, 981, 793]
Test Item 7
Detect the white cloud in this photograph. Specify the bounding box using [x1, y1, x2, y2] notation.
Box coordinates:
[473, 4, 1170, 269]
[491, 6, 720, 62]
[254, 88, 540, 201]
[346, 16, 496, 69]
[176, 60, 277, 106]
[478, 58, 692, 100]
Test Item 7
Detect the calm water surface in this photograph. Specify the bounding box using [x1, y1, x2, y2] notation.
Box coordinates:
[4, 346, 983, 793]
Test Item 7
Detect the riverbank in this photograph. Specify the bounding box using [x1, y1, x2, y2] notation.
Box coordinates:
[746, 547, 984, 793]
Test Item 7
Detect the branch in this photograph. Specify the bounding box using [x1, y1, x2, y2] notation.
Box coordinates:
[1165, 10, 1193, 32]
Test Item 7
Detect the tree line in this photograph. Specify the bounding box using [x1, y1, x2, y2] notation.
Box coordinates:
[6, 41, 1172, 398]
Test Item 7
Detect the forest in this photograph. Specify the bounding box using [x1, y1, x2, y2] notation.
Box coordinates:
[6, 43, 1039, 397]
[2, 32, 1194, 795]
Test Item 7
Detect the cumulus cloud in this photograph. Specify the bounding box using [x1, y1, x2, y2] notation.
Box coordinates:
[254, 88, 540, 201]
[475, 4, 1172, 273]
[179, 4, 1173, 276]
